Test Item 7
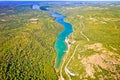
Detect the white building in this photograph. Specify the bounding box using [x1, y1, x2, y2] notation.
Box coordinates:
[32, 5, 40, 10]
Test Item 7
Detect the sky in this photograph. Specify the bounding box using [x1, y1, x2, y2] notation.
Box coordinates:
[0, 0, 120, 1]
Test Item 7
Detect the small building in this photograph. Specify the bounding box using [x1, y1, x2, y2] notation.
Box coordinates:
[29, 18, 39, 24]
[32, 5, 40, 10]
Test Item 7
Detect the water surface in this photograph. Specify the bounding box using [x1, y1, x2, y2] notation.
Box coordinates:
[40, 6, 73, 68]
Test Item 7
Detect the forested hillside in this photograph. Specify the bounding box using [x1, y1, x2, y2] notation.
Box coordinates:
[0, 5, 62, 79]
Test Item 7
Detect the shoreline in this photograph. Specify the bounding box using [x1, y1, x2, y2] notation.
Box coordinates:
[54, 37, 71, 72]
[57, 35, 75, 80]
[43, 6, 74, 79]
[59, 36, 75, 80]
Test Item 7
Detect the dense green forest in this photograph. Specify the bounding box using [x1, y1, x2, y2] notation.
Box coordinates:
[0, 5, 63, 79]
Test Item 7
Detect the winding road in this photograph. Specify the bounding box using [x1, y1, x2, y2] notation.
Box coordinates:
[64, 44, 79, 80]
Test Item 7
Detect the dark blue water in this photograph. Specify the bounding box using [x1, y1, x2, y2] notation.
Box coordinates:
[40, 6, 73, 68]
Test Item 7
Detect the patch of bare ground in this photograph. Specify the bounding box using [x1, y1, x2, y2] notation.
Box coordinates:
[81, 43, 120, 79]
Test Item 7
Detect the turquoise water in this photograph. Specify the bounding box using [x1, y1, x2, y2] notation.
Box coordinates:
[40, 7, 73, 68]
[50, 11, 73, 68]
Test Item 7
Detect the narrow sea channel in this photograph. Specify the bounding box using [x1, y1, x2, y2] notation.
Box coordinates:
[40, 6, 73, 68]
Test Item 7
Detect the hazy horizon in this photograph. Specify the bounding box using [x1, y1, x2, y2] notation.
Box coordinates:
[0, 0, 120, 1]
